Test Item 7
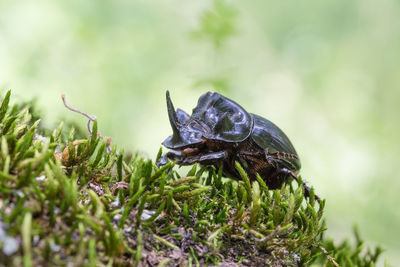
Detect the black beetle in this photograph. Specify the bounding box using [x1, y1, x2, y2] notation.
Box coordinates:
[157, 91, 318, 200]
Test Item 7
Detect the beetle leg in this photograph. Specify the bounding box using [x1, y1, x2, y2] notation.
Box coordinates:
[265, 148, 299, 168]
[156, 150, 184, 167]
[182, 147, 199, 155]
[280, 168, 321, 202]
[182, 151, 228, 165]
[264, 148, 278, 168]
[156, 154, 169, 167]
[239, 151, 264, 157]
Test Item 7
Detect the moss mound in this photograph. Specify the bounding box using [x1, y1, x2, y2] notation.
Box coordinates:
[0, 91, 382, 266]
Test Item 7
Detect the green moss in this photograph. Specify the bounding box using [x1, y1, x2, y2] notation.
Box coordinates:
[0, 91, 382, 266]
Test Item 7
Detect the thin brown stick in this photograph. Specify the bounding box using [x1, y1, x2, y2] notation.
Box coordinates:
[319, 245, 339, 266]
[61, 94, 97, 134]
[61, 94, 112, 154]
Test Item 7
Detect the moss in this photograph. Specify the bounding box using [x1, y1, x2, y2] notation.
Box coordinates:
[0, 91, 382, 266]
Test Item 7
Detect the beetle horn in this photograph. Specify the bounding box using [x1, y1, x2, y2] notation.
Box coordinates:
[166, 91, 181, 137]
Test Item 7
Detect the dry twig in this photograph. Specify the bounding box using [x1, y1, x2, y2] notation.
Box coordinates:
[61, 94, 112, 153]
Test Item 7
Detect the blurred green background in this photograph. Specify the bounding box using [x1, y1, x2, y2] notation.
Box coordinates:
[1, 0, 399, 264]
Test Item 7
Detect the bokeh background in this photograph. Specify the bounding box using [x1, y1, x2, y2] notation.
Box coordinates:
[1, 0, 399, 264]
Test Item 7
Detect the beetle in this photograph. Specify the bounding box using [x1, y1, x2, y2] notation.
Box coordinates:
[157, 91, 319, 200]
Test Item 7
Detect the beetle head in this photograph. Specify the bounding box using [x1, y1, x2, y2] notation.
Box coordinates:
[162, 91, 204, 149]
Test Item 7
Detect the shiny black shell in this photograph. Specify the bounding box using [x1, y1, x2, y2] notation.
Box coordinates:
[162, 91, 300, 172]
[251, 113, 300, 171]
